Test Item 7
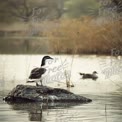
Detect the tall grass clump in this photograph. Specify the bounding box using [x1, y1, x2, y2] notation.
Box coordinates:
[44, 17, 122, 55]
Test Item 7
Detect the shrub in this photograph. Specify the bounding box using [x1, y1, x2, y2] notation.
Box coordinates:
[44, 17, 122, 55]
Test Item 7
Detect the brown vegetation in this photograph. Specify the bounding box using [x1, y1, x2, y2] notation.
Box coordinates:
[44, 17, 122, 54]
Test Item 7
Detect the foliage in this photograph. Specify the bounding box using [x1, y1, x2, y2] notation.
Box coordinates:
[64, 0, 100, 18]
[45, 17, 122, 54]
[0, 0, 64, 23]
[0, 0, 121, 23]
[111, 0, 122, 13]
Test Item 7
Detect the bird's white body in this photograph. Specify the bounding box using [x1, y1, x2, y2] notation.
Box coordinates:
[27, 56, 53, 86]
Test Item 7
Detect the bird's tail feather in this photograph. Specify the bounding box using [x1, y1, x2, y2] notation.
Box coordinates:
[79, 73, 85, 75]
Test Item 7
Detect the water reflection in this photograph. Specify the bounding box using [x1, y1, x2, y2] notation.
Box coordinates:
[1, 93, 122, 122]
[7, 102, 83, 121]
[0, 55, 122, 122]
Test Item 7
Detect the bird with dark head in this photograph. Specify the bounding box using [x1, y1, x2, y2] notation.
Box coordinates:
[79, 71, 98, 80]
[27, 56, 53, 86]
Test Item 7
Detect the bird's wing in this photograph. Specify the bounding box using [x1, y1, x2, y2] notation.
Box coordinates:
[29, 67, 46, 79]
[31, 68, 40, 74]
[82, 74, 92, 78]
[86, 74, 92, 76]
[39, 68, 46, 74]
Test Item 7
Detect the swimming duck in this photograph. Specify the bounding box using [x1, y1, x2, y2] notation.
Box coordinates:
[27, 56, 53, 86]
[79, 71, 98, 80]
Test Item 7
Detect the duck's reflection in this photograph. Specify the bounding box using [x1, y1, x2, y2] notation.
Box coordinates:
[7, 102, 82, 121]
[28, 104, 43, 121]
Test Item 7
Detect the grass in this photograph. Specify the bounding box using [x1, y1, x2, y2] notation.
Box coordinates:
[44, 17, 122, 55]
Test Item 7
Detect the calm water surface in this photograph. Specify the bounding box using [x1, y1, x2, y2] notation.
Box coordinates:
[0, 55, 122, 122]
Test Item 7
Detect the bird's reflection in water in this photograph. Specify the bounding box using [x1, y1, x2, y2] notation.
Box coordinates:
[28, 104, 43, 121]
[8, 102, 45, 121]
[7, 102, 82, 121]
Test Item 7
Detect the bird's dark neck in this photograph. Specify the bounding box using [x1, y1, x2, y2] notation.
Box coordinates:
[41, 58, 46, 66]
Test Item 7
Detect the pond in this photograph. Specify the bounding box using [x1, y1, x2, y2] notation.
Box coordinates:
[0, 55, 122, 122]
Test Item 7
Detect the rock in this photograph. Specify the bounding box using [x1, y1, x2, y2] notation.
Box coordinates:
[3, 85, 92, 103]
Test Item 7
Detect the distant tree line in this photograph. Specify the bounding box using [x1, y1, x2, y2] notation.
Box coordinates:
[0, 0, 121, 23]
[0, 0, 64, 23]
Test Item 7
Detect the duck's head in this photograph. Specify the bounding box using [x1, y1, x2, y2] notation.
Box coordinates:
[43, 56, 53, 60]
[41, 56, 53, 66]
[93, 71, 98, 74]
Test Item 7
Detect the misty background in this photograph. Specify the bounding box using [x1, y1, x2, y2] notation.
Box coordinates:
[0, 0, 121, 54]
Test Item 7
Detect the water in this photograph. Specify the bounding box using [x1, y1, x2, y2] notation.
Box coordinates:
[0, 55, 122, 122]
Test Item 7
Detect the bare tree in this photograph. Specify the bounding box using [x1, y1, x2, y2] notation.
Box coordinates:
[4, 0, 47, 22]
[0, 0, 65, 22]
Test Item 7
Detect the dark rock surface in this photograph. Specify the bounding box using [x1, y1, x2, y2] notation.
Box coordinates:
[3, 85, 92, 103]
